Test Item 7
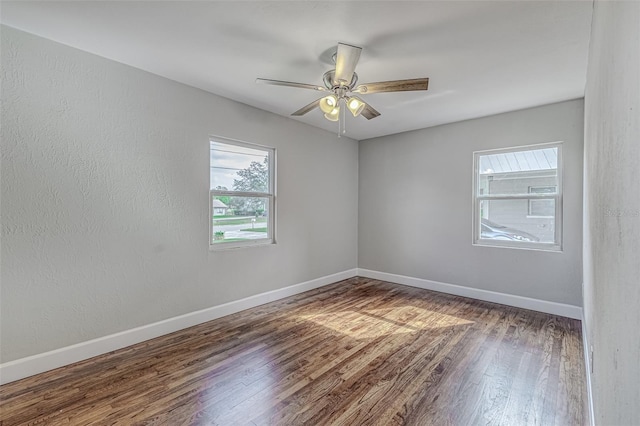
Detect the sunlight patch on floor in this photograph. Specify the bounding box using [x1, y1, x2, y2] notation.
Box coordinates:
[299, 305, 474, 339]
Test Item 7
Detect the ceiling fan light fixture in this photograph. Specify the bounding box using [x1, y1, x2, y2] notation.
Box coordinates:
[257, 42, 430, 135]
[319, 94, 338, 114]
[324, 107, 340, 121]
[346, 96, 366, 117]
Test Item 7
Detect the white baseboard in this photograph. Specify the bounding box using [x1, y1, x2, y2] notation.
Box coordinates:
[0, 268, 358, 385]
[357, 268, 583, 319]
[581, 314, 595, 426]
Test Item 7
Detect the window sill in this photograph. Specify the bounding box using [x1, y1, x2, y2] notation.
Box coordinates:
[209, 239, 275, 251]
[473, 240, 562, 252]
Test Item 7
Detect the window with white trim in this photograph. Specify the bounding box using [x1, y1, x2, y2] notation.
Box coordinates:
[210, 137, 275, 249]
[473, 142, 562, 251]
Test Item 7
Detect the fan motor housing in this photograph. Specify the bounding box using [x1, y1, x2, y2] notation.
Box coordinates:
[323, 70, 358, 90]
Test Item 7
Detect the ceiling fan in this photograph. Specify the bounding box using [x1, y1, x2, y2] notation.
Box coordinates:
[257, 42, 429, 136]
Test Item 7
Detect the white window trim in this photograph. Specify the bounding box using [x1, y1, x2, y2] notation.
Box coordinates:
[472, 141, 563, 252]
[209, 136, 276, 250]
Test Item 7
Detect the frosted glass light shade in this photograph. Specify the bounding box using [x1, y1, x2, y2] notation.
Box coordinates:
[347, 96, 366, 117]
[319, 95, 339, 114]
[324, 107, 340, 121]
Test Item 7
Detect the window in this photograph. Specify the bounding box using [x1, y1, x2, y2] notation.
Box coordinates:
[473, 142, 562, 251]
[210, 137, 275, 249]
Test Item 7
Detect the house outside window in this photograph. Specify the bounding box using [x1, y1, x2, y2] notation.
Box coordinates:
[210, 136, 275, 249]
[473, 142, 562, 251]
[528, 186, 557, 217]
[212, 199, 229, 216]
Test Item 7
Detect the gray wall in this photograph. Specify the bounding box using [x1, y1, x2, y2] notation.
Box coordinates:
[583, 1, 640, 424]
[359, 100, 583, 306]
[0, 27, 358, 362]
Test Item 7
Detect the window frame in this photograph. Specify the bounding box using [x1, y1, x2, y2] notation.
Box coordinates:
[472, 141, 563, 252]
[209, 136, 276, 250]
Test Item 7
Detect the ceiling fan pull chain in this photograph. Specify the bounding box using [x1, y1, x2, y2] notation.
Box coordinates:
[339, 98, 346, 137]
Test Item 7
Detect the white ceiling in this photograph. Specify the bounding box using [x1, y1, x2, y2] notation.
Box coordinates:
[1, 1, 593, 140]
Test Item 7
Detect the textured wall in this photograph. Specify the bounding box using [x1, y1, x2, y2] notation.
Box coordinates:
[583, 1, 640, 424]
[0, 26, 358, 362]
[359, 100, 584, 306]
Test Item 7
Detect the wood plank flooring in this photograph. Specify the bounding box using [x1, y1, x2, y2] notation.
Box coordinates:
[0, 277, 587, 425]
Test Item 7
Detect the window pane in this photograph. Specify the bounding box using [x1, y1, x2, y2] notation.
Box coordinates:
[210, 141, 270, 193]
[212, 197, 270, 244]
[478, 147, 558, 196]
[480, 199, 555, 243]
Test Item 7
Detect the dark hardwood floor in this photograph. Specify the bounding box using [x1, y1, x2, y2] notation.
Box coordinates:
[0, 277, 586, 425]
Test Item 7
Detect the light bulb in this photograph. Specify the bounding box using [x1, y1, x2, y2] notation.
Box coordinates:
[346, 96, 366, 117]
[319, 95, 338, 114]
[324, 106, 339, 121]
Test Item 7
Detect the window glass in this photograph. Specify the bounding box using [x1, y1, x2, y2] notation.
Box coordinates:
[210, 141, 270, 193]
[480, 199, 555, 243]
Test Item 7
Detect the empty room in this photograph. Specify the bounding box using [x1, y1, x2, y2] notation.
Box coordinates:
[1, 1, 638, 425]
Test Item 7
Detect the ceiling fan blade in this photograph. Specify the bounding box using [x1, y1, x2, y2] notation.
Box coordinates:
[353, 78, 429, 94]
[291, 98, 322, 116]
[334, 43, 362, 86]
[361, 104, 381, 120]
[256, 78, 326, 92]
